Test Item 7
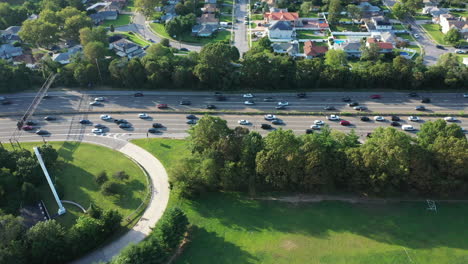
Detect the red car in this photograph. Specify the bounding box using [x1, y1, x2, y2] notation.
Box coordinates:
[370, 94, 381, 99]
[340, 120, 351, 126]
[157, 104, 168, 109]
[22, 125, 33, 131]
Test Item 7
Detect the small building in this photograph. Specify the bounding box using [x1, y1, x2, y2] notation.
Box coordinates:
[0, 26, 22, 44]
[334, 41, 361, 58]
[304, 40, 328, 58]
[358, 2, 381, 13]
[0, 44, 23, 60]
[197, 13, 219, 25]
[110, 39, 145, 58]
[422, 6, 448, 17]
[264, 10, 300, 25]
[271, 41, 299, 56]
[268, 20, 295, 40]
[364, 16, 391, 32]
[366, 38, 393, 53]
[52, 45, 82, 64]
[90, 10, 118, 25]
[192, 24, 218, 37]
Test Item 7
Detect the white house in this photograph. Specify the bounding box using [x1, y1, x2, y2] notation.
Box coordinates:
[439, 14, 468, 39]
[110, 39, 145, 58]
[268, 21, 295, 41]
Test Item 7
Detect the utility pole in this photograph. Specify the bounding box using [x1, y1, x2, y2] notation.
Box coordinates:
[95, 58, 103, 83]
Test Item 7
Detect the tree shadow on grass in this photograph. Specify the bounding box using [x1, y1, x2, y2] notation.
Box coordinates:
[57, 141, 82, 162]
[186, 193, 468, 251]
[114, 179, 146, 209]
[176, 226, 258, 264]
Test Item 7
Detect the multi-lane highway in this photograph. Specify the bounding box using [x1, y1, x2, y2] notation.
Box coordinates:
[1, 91, 467, 115]
[0, 113, 466, 142]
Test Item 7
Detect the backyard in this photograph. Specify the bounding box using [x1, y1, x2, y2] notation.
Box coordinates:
[296, 31, 327, 40]
[12, 142, 148, 228]
[421, 23, 448, 45]
[150, 23, 231, 44]
[134, 138, 468, 264]
[330, 24, 363, 32]
[102, 14, 132, 27]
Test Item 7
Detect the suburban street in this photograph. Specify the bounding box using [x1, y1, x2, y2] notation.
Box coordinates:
[0, 91, 466, 115]
[233, 0, 250, 55]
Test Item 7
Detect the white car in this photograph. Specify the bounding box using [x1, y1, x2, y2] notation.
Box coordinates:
[310, 124, 321, 130]
[264, 114, 276, 120]
[444, 116, 457, 122]
[94, 97, 105, 101]
[100, 114, 112, 120]
[90, 101, 101, 106]
[238, 120, 250, 125]
[314, 120, 324, 125]
[243, 93, 254, 98]
[414, 34, 420, 38]
[374, 116, 385, 121]
[402, 125, 415, 131]
[463, 94, 468, 98]
[139, 113, 149, 119]
[327, 115, 340, 121]
[244, 100, 255, 105]
[92, 128, 103, 134]
[408, 116, 420, 122]
[277, 101, 289, 106]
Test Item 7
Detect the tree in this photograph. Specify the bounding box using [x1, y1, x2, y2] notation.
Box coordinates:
[160, 38, 170, 47]
[69, 215, 104, 254]
[417, 120, 465, 148]
[21, 182, 39, 204]
[101, 209, 122, 235]
[175, 2, 189, 15]
[135, 0, 161, 17]
[84, 41, 106, 62]
[346, 4, 362, 21]
[79, 27, 109, 46]
[392, 2, 408, 19]
[154, 207, 189, 250]
[15, 157, 42, 185]
[110, 24, 115, 32]
[300, 1, 312, 16]
[96, 171, 109, 185]
[361, 42, 381, 61]
[165, 18, 183, 38]
[327, 0, 341, 25]
[257, 36, 272, 51]
[240, 132, 264, 196]
[87, 203, 103, 219]
[188, 115, 232, 153]
[62, 14, 92, 41]
[26, 220, 67, 264]
[444, 28, 460, 44]
[325, 49, 347, 67]
[19, 19, 59, 47]
[0, 214, 27, 264]
[38, 144, 58, 168]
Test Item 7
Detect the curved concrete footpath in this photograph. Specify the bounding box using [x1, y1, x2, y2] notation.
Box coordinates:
[19, 135, 170, 264]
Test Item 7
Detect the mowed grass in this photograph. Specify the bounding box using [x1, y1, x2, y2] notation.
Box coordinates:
[12, 142, 148, 228]
[102, 14, 132, 27]
[134, 138, 468, 264]
[421, 24, 448, 45]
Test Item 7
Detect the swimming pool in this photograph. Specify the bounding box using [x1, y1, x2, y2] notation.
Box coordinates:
[334, 40, 346, 44]
[400, 51, 409, 56]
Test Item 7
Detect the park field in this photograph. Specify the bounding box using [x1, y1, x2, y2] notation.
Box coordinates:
[134, 138, 468, 264]
[10, 141, 148, 228]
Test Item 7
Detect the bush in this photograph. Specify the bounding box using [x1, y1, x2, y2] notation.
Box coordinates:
[160, 38, 170, 47]
[101, 181, 121, 196]
[113, 171, 129, 181]
[96, 171, 109, 185]
[87, 203, 102, 219]
[21, 182, 39, 204]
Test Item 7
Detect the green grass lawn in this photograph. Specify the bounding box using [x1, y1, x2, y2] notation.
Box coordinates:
[123, 0, 135, 12]
[151, 22, 231, 44]
[220, 5, 232, 14]
[395, 33, 415, 42]
[12, 142, 148, 228]
[421, 24, 448, 45]
[296, 31, 327, 39]
[392, 24, 405, 30]
[333, 35, 348, 39]
[112, 32, 151, 46]
[251, 14, 263, 20]
[150, 23, 171, 38]
[413, 14, 432, 20]
[133, 138, 468, 264]
[330, 24, 362, 32]
[102, 14, 132, 27]
[220, 14, 233, 22]
[450, 11, 468, 17]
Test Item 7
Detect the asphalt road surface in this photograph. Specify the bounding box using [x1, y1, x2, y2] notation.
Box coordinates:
[1, 113, 466, 142]
[233, 0, 249, 55]
[1, 91, 466, 115]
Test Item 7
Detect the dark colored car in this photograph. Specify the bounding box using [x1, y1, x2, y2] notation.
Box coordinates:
[22, 126, 33, 131]
[179, 48, 189, 52]
[390, 121, 401, 126]
[348, 102, 359, 107]
[263, 97, 274, 102]
[44, 116, 56, 121]
[261, 124, 272, 129]
[119, 123, 132, 128]
[436, 45, 445, 49]
[305, 129, 314, 134]
[179, 100, 191, 105]
[215, 95, 227, 101]
[148, 128, 160, 133]
[114, 119, 127, 124]
[415, 105, 426, 111]
[421, 98, 431, 103]
[157, 104, 168, 109]
[1, 100, 12, 105]
[360, 116, 370, 121]
[214, 92, 222, 96]
[340, 120, 350, 126]
[26, 121, 37, 126]
[272, 119, 283, 125]
[324, 106, 336, 110]
[370, 94, 381, 99]
[275, 105, 286, 110]
[152, 123, 164, 128]
[35, 130, 49, 135]
[296, 93, 306, 98]
[79, 119, 91, 124]
[186, 114, 197, 119]
[186, 119, 197, 124]
[206, 104, 216, 109]
[408, 92, 418, 97]
[391, 116, 400, 121]
[94, 124, 106, 129]
[134, 92, 144, 97]
[342, 97, 351, 102]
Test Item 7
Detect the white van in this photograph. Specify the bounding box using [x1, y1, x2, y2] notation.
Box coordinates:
[402, 125, 414, 131]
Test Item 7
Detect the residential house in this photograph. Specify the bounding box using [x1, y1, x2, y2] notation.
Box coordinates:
[422, 0, 440, 7]
[439, 14, 468, 39]
[298, 18, 329, 30]
[90, 11, 118, 24]
[0, 26, 22, 44]
[269, 7, 288, 13]
[422, 6, 448, 18]
[366, 38, 393, 53]
[205, 0, 217, 4]
[198, 13, 219, 25]
[377, 31, 397, 44]
[110, 39, 145, 58]
[192, 24, 218, 37]
[202, 3, 218, 13]
[267, 21, 295, 40]
[52, 45, 82, 64]
[264, 10, 300, 26]
[271, 41, 299, 56]
[86, 2, 111, 11]
[106, 0, 127, 9]
[358, 2, 381, 13]
[463, 57, 468, 66]
[334, 41, 361, 57]
[303, 40, 328, 58]
[0, 44, 23, 60]
[364, 16, 392, 32]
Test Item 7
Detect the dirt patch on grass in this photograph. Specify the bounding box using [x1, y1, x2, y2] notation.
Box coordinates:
[280, 240, 298, 251]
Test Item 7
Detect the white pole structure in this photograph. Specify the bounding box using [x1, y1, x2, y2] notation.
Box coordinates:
[33, 147, 66, 215]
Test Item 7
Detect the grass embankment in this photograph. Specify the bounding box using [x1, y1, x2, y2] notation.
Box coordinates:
[102, 14, 132, 27]
[421, 24, 449, 45]
[13, 142, 148, 228]
[134, 138, 468, 264]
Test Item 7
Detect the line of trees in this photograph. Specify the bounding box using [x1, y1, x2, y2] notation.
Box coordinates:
[111, 207, 189, 264]
[170, 116, 468, 198]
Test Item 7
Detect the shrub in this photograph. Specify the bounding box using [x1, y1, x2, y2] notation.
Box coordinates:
[87, 203, 102, 219]
[113, 171, 129, 181]
[96, 171, 109, 185]
[160, 38, 170, 47]
[101, 181, 121, 196]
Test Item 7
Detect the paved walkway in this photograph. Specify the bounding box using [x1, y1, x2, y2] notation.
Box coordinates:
[19, 136, 170, 264]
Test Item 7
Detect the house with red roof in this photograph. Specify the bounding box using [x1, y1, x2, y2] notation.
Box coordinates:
[264, 10, 300, 26]
[303, 41, 328, 58]
[366, 38, 394, 53]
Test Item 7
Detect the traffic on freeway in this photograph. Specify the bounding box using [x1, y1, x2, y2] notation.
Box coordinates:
[0, 113, 466, 142]
[1, 91, 467, 115]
